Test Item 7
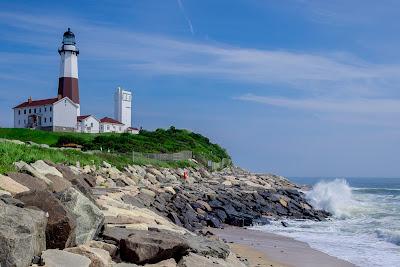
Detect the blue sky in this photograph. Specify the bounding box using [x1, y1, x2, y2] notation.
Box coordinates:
[1, 0, 400, 177]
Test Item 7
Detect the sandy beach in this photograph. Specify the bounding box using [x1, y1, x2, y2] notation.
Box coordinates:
[209, 227, 356, 267]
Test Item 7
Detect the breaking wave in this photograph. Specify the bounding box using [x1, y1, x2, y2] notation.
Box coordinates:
[305, 178, 357, 218]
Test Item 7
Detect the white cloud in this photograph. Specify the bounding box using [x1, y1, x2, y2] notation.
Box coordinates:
[236, 94, 400, 114]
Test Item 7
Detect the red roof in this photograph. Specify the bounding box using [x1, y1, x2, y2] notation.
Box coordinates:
[128, 127, 139, 131]
[100, 117, 123, 125]
[77, 115, 90, 122]
[13, 97, 59, 109]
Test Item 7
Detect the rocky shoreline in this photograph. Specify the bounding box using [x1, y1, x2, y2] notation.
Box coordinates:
[0, 159, 329, 267]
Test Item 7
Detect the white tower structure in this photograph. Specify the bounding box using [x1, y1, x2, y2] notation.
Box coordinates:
[58, 28, 80, 116]
[114, 87, 132, 130]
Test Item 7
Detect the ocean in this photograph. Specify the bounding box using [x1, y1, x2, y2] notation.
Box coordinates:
[253, 177, 400, 267]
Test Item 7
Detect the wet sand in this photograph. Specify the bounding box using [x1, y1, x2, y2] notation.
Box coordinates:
[209, 227, 356, 267]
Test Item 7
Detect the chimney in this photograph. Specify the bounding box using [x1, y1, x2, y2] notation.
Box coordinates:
[28, 96, 32, 103]
[58, 94, 62, 100]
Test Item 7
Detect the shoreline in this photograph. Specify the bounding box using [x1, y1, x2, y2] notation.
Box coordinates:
[209, 226, 357, 267]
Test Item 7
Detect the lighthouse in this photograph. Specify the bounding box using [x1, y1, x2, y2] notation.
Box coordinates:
[58, 28, 80, 115]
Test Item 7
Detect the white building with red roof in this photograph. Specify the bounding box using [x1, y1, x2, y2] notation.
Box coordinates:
[13, 96, 78, 132]
[99, 117, 125, 133]
[77, 115, 100, 133]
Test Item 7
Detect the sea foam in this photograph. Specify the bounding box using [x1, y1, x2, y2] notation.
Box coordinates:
[305, 179, 356, 218]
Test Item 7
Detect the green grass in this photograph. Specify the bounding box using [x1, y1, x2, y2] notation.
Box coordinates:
[0, 127, 231, 163]
[0, 141, 196, 174]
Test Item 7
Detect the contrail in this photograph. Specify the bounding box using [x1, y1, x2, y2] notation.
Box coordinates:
[177, 0, 194, 35]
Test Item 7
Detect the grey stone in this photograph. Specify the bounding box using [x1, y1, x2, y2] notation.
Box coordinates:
[42, 249, 92, 267]
[56, 187, 104, 244]
[0, 201, 47, 267]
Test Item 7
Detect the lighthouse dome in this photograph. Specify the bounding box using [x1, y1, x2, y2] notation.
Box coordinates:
[62, 28, 76, 45]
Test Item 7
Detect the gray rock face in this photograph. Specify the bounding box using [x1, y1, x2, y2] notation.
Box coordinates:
[119, 229, 190, 264]
[41, 249, 91, 267]
[0, 201, 47, 267]
[56, 187, 104, 245]
[15, 189, 77, 249]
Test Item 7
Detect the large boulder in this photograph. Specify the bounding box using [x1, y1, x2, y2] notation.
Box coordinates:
[6, 172, 48, 191]
[42, 249, 91, 267]
[0, 174, 29, 195]
[119, 229, 190, 264]
[56, 187, 104, 245]
[0, 201, 47, 267]
[15, 189, 77, 248]
[30, 160, 63, 177]
[14, 161, 53, 185]
[65, 245, 112, 267]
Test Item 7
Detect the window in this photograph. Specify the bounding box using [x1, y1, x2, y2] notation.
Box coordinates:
[45, 107, 47, 112]
[29, 109, 31, 114]
[39, 108, 41, 113]
[107, 125, 110, 130]
[119, 126, 121, 131]
[24, 109, 26, 114]
[18, 110, 20, 115]
[44, 118, 47, 123]
[24, 119, 26, 124]
[18, 120, 20, 125]
[49, 117, 52, 122]
[50, 107, 52, 112]
[34, 108, 36, 113]
[91, 122, 93, 127]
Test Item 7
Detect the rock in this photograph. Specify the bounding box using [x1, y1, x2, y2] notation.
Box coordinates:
[14, 161, 53, 185]
[177, 252, 245, 267]
[144, 173, 158, 184]
[42, 249, 91, 267]
[0, 201, 47, 267]
[196, 200, 212, 212]
[65, 245, 112, 267]
[140, 188, 156, 198]
[46, 174, 73, 193]
[6, 172, 48, 191]
[0, 189, 11, 196]
[119, 229, 190, 264]
[88, 240, 118, 258]
[56, 187, 104, 245]
[103, 161, 112, 168]
[185, 234, 230, 259]
[0, 174, 30, 195]
[31, 160, 63, 177]
[164, 186, 176, 195]
[15, 189, 77, 248]
[54, 164, 98, 203]
[221, 181, 232, 186]
[145, 258, 177, 267]
[279, 198, 288, 208]
[0, 194, 25, 207]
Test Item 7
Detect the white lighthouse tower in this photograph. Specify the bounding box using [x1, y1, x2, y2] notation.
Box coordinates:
[114, 87, 132, 130]
[58, 28, 80, 116]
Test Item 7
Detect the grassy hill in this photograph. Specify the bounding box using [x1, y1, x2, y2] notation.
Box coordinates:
[0, 127, 230, 163]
